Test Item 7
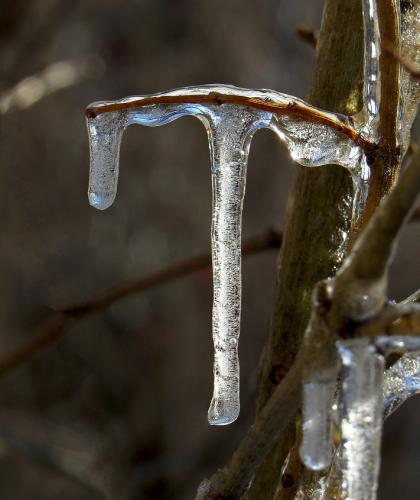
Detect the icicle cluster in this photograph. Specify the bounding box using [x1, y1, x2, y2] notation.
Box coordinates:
[86, 0, 419, 440]
[86, 86, 367, 425]
[298, 0, 420, 498]
[299, 337, 420, 500]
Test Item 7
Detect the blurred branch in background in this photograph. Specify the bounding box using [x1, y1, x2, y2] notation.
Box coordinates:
[0, 55, 105, 114]
[0, 228, 282, 378]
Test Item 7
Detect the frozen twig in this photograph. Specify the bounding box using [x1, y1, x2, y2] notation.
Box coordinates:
[296, 26, 318, 48]
[332, 145, 420, 324]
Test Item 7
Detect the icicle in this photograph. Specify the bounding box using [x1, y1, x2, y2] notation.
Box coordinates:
[336, 339, 384, 500]
[355, 0, 382, 138]
[300, 380, 335, 471]
[86, 84, 369, 424]
[206, 104, 273, 424]
[87, 110, 127, 210]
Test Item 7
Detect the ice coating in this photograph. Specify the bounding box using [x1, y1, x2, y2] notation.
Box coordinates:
[355, 0, 382, 137]
[86, 85, 368, 424]
[300, 380, 335, 471]
[384, 351, 420, 418]
[206, 104, 273, 425]
[337, 339, 384, 500]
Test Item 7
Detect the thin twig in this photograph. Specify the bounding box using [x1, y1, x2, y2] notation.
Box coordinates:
[384, 42, 420, 80]
[0, 229, 282, 378]
[296, 26, 318, 48]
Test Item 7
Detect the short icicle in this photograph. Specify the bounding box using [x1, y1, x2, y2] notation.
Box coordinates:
[337, 338, 385, 500]
[300, 379, 335, 471]
[87, 110, 127, 210]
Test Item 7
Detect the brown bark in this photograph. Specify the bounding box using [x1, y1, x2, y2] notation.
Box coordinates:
[247, 1, 365, 497]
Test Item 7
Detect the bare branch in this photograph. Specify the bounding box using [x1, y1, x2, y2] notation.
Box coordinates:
[0, 229, 281, 378]
[296, 26, 318, 48]
[85, 87, 374, 154]
[333, 146, 420, 322]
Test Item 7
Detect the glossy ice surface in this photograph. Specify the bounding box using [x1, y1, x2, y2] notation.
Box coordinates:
[86, 85, 366, 425]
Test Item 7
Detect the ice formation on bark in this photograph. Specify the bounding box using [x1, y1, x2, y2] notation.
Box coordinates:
[384, 351, 420, 417]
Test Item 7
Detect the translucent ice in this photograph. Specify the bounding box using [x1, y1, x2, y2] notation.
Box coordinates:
[383, 343, 420, 418]
[300, 380, 335, 471]
[86, 85, 368, 424]
[336, 339, 384, 500]
[355, 0, 381, 138]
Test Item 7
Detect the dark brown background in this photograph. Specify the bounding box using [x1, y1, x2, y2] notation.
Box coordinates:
[0, 0, 419, 498]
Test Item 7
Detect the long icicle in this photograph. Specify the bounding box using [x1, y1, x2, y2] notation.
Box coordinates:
[336, 339, 385, 500]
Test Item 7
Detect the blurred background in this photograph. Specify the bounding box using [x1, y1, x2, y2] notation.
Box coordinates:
[0, 0, 419, 498]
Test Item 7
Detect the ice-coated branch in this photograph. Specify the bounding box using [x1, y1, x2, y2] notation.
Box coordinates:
[86, 86, 373, 156]
[86, 84, 371, 425]
[356, 303, 420, 337]
[332, 145, 420, 324]
[384, 351, 420, 418]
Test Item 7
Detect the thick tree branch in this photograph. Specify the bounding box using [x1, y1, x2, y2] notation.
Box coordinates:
[248, 1, 366, 496]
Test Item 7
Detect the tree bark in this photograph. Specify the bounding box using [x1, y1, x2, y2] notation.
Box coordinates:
[247, 1, 365, 497]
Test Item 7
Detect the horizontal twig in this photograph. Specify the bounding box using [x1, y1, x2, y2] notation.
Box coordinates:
[85, 88, 374, 154]
[0, 228, 282, 378]
[296, 26, 318, 48]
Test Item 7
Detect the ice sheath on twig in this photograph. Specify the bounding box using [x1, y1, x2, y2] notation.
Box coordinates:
[86, 85, 369, 424]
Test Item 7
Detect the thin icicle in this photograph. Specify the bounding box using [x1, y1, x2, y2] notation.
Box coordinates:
[87, 110, 127, 210]
[300, 380, 335, 471]
[354, 0, 382, 138]
[337, 339, 384, 500]
[206, 104, 272, 424]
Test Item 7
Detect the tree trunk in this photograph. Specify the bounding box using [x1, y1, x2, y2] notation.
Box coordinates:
[247, 1, 365, 497]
